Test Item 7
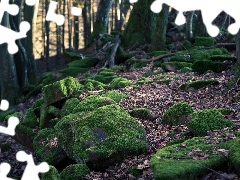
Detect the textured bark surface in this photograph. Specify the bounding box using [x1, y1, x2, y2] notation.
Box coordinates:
[122, 0, 156, 47]
[236, 30, 240, 64]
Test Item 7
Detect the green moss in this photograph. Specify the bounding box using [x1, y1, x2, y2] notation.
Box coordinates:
[48, 106, 60, 116]
[161, 62, 192, 71]
[59, 67, 88, 77]
[60, 98, 80, 118]
[194, 36, 216, 47]
[162, 102, 194, 126]
[42, 77, 81, 105]
[22, 108, 38, 128]
[180, 67, 193, 73]
[110, 77, 132, 89]
[32, 98, 44, 109]
[180, 79, 219, 90]
[55, 104, 147, 163]
[125, 58, 148, 68]
[0, 109, 15, 122]
[33, 128, 67, 166]
[39, 104, 48, 129]
[148, 51, 169, 57]
[5, 112, 20, 122]
[41, 165, 61, 180]
[150, 137, 228, 180]
[16, 123, 36, 140]
[101, 91, 127, 103]
[187, 109, 234, 136]
[210, 55, 237, 61]
[128, 166, 143, 177]
[67, 58, 99, 68]
[72, 95, 115, 113]
[136, 77, 153, 85]
[130, 108, 150, 119]
[94, 73, 117, 84]
[60, 164, 90, 180]
[63, 51, 83, 63]
[217, 108, 233, 115]
[182, 40, 192, 49]
[143, 70, 162, 77]
[170, 55, 188, 62]
[83, 79, 107, 90]
[228, 138, 240, 176]
[192, 60, 223, 74]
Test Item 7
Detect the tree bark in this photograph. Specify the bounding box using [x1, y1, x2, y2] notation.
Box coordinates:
[236, 30, 240, 64]
[90, 0, 114, 42]
[151, 4, 168, 50]
[83, 0, 91, 47]
[122, 0, 156, 47]
[186, 11, 194, 41]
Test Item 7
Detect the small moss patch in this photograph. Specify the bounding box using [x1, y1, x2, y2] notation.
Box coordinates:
[110, 77, 132, 89]
[101, 91, 127, 103]
[194, 36, 216, 47]
[162, 102, 194, 126]
[192, 60, 223, 74]
[161, 62, 192, 71]
[59, 67, 88, 77]
[41, 165, 60, 180]
[60, 164, 90, 180]
[67, 57, 99, 68]
[187, 109, 234, 136]
[180, 79, 219, 90]
[130, 108, 150, 119]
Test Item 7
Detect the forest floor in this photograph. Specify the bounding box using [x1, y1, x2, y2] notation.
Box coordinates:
[1, 54, 240, 179]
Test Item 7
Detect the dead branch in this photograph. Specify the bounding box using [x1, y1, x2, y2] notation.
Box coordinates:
[107, 35, 121, 68]
[140, 53, 175, 62]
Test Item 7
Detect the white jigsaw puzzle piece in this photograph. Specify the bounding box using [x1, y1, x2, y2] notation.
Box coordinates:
[0, 0, 19, 22]
[25, 0, 37, 6]
[0, 99, 9, 111]
[46, 1, 65, 26]
[0, 163, 15, 180]
[16, 151, 49, 180]
[0, 21, 30, 54]
[0, 116, 19, 136]
[71, 7, 82, 16]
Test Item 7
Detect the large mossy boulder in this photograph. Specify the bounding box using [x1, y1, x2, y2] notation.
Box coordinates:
[101, 90, 127, 103]
[194, 36, 216, 47]
[22, 108, 38, 128]
[187, 109, 234, 136]
[33, 128, 68, 166]
[162, 102, 193, 126]
[60, 164, 90, 180]
[58, 67, 88, 77]
[72, 95, 115, 113]
[180, 79, 219, 91]
[54, 104, 147, 168]
[94, 68, 117, 84]
[40, 165, 61, 180]
[60, 98, 80, 118]
[42, 77, 81, 105]
[192, 60, 224, 74]
[161, 62, 192, 72]
[67, 57, 99, 68]
[150, 137, 235, 180]
[110, 77, 132, 89]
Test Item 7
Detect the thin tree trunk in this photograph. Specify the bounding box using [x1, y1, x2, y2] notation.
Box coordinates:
[83, 0, 91, 46]
[68, 0, 73, 49]
[45, 0, 50, 71]
[236, 30, 240, 64]
[73, 16, 79, 50]
[186, 11, 194, 41]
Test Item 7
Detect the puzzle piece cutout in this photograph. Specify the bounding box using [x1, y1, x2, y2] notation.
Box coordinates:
[46, 1, 65, 26]
[16, 151, 49, 180]
[131, 0, 240, 37]
[0, 163, 15, 180]
[0, 99, 9, 111]
[0, 21, 30, 54]
[25, 0, 37, 6]
[0, 0, 19, 22]
[71, 7, 82, 16]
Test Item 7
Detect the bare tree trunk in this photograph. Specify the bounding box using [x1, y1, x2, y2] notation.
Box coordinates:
[120, 0, 131, 30]
[236, 30, 240, 64]
[186, 11, 194, 41]
[73, 15, 79, 50]
[61, 0, 66, 51]
[83, 0, 91, 46]
[114, 0, 120, 31]
[220, 13, 229, 30]
[194, 10, 207, 37]
[0, 13, 20, 105]
[45, 0, 50, 71]
[68, 0, 73, 49]
[151, 4, 168, 50]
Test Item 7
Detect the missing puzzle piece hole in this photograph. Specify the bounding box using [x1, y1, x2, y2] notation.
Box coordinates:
[19, 21, 31, 34]
[0, 99, 9, 111]
[7, 4, 19, 16]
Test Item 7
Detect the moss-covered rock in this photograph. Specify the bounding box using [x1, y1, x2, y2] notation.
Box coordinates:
[13, 124, 36, 151]
[192, 60, 224, 74]
[150, 137, 229, 180]
[0, 109, 15, 122]
[170, 55, 188, 62]
[72, 95, 115, 113]
[54, 104, 147, 165]
[180, 79, 219, 90]
[161, 62, 192, 71]
[194, 36, 216, 47]
[32, 98, 44, 109]
[110, 77, 132, 89]
[101, 91, 127, 103]
[148, 51, 169, 57]
[60, 98, 80, 118]
[62, 51, 83, 63]
[60, 164, 90, 180]
[33, 128, 68, 166]
[67, 57, 99, 68]
[130, 108, 150, 119]
[210, 55, 237, 61]
[81, 78, 107, 91]
[40, 165, 61, 180]
[162, 102, 194, 126]
[125, 58, 148, 69]
[180, 67, 193, 73]
[59, 67, 88, 77]
[42, 77, 81, 105]
[94, 68, 117, 84]
[182, 40, 192, 49]
[228, 138, 240, 176]
[22, 108, 38, 128]
[187, 109, 234, 136]
[136, 77, 153, 85]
